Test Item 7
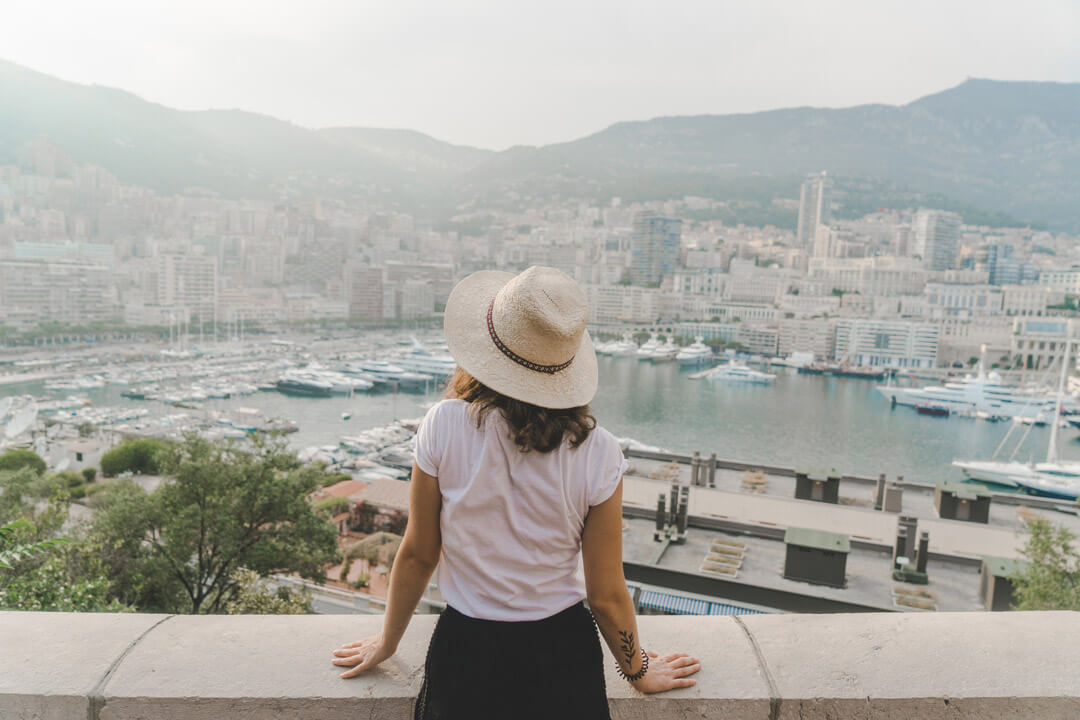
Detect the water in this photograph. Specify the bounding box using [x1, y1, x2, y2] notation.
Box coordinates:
[588, 358, 1080, 484]
[6, 358, 1079, 484]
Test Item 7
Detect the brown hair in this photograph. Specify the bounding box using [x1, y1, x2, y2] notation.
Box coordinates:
[445, 367, 596, 453]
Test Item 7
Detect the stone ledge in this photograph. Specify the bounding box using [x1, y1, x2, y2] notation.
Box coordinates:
[1, 610, 1078, 719]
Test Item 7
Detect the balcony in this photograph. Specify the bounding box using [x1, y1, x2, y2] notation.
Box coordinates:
[3, 610, 1079, 719]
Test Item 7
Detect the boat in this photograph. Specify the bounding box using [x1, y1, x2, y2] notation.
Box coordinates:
[395, 338, 457, 378]
[593, 339, 616, 356]
[354, 360, 431, 389]
[275, 372, 334, 397]
[799, 362, 888, 380]
[676, 338, 713, 367]
[606, 335, 639, 358]
[341, 412, 351, 421]
[915, 403, 950, 417]
[769, 351, 815, 369]
[648, 339, 679, 363]
[635, 335, 660, 360]
[705, 362, 776, 384]
[953, 340, 1080, 500]
[877, 366, 1056, 421]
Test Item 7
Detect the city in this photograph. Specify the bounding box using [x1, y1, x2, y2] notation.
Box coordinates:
[2, 4, 1080, 717]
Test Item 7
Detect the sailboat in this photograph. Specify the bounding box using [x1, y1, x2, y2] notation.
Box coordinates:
[953, 339, 1080, 500]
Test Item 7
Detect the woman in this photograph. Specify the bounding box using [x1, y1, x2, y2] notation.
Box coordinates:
[332, 266, 701, 718]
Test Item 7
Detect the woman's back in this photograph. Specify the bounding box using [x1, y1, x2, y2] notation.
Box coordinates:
[414, 398, 626, 621]
[333, 267, 700, 716]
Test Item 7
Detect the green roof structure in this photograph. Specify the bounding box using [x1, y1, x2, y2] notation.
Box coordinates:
[784, 526, 851, 553]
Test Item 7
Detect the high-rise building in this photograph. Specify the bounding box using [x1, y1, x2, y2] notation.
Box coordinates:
[911, 210, 962, 271]
[796, 172, 832, 247]
[344, 263, 387, 321]
[812, 225, 833, 259]
[0, 260, 119, 325]
[154, 253, 219, 319]
[630, 214, 681, 286]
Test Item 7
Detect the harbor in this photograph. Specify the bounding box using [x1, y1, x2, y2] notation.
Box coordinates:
[2, 331, 1080, 618]
[2, 333, 1079, 491]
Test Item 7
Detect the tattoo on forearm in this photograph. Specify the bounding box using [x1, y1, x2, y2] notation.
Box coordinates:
[617, 630, 636, 667]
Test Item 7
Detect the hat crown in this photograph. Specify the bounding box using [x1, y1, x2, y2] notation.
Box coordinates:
[491, 266, 587, 367]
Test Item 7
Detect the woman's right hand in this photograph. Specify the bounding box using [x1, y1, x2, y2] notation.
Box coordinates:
[630, 651, 701, 693]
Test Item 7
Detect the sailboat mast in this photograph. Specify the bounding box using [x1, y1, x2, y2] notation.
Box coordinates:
[1047, 338, 1071, 464]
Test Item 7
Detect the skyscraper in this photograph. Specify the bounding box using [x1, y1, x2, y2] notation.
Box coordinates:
[630, 214, 681, 286]
[911, 210, 962, 271]
[796, 172, 832, 247]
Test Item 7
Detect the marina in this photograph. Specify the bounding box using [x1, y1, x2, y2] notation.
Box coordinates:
[1, 333, 1079, 493]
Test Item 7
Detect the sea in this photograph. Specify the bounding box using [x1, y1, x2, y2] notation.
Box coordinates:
[5, 355, 1079, 486]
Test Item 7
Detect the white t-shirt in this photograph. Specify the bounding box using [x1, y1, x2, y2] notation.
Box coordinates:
[413, 398, 627, 621]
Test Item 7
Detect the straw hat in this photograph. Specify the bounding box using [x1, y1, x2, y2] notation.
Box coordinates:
[444, 266, 598, 409]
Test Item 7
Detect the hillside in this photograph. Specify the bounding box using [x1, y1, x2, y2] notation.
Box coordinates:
[1, 59, 1076, 230]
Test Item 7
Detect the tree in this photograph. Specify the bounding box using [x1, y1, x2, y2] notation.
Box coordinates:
[100, 438, 170, 477]
[0, 519, 65, 572]
[1011, 518, 1080, 611]
[0, 467, 125, 612]
[86, 434, 340, 613]
[0, 449, 47, 476]
[224, 568, 312, 615]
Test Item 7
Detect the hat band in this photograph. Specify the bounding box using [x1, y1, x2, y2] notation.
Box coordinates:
[486, 299, 574, 375]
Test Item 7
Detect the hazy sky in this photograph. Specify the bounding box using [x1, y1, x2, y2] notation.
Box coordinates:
[4, 0, 1078, 150]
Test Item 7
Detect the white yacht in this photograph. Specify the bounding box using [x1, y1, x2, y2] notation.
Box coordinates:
[676, 338, 713, 366]
[953, 341, 1080, 500]
[706, 362, 776, 384]
[606, 335, 639, 357]
[396, 340, 457, 378]
[636, 334, 660, 360]
[649, 339, 679, 363]
[355, 360, 431, 388]
[876, 367, 1055, 420]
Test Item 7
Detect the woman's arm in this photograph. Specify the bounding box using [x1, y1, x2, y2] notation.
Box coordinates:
[333, 463, 442, 678]
[581, 480, 701, 693]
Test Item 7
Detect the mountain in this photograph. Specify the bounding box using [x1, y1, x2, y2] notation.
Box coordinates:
[0, 59, 478, 197]
[317, 127, 492, 176]
[465, 79, 1080, 230]
[0, 58, 1077, 230]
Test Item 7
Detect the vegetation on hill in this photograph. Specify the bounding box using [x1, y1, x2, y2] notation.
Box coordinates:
[2, 58, 1077, 230]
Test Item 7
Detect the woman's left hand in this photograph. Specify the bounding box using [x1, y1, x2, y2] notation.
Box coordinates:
[332, 633, 395, 678]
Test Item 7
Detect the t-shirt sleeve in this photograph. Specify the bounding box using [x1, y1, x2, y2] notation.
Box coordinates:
[413, 401, 446, 477]
[588, 431, 629, 507]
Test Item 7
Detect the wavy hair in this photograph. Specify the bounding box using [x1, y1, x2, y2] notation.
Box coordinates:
[445, 367, 596, 453]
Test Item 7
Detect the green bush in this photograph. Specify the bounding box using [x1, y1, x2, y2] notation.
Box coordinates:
[68, 485, 87, 499]
[85, 482, 109, 497]
[81, 468, 97, 484]
[100, 438, 169, 477]
[0, 449, 47, 476]
[56, 470, 85, 488]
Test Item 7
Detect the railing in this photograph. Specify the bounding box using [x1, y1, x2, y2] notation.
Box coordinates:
[3, 610, 1079, 718]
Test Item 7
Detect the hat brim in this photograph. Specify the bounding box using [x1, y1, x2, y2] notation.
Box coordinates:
[444, 270, 598, 409]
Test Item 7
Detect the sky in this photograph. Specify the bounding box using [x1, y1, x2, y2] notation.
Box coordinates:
[3, 0, 1078, 150]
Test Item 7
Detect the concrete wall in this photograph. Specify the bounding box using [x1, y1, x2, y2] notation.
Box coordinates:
[2, 610, 1079, 719]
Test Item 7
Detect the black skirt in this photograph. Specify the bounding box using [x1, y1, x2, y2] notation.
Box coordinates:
[414, 601, 611, 720]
